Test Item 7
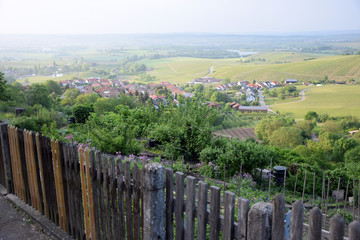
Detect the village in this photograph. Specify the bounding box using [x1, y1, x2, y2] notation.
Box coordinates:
[58, 77, 282, 112]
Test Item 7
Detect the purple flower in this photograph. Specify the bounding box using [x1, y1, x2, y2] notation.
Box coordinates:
[65, 134, 74, 140]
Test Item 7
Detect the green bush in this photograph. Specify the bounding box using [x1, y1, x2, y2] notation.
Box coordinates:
[72, 105, 94, 123]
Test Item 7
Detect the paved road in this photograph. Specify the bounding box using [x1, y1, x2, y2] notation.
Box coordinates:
[258, 91, 276, 113]
[0, 195, 51, 240]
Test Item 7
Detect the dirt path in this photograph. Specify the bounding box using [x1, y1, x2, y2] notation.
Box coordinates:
[203, 66, 214, 77]
[167, 64, 179, 73]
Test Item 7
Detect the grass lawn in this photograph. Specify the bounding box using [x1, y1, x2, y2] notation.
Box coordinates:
[264, 96, 302, 105]
[270, 85, 360, 120]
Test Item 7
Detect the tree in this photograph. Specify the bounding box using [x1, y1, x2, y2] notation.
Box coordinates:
[60, 88, 81, 106]
[223, 78, 231, 84]
[344, 146, 360, 177]
[255, 116, 294, 143]
[194, 84, 204, 93]
[72, 105, 94, 123]
[26, 84, 51, 108]
[269, 127, 303, 148]
[294, 120, 314, 139]
[321, 120, 341, 133]
[331, 138, 358, 163]
[75, 93, 99, 105]
[0, 72, 7, 101]
[304, 111, 318, 121]
[44, 80, 62, 96]
[8, 82, 26, 105]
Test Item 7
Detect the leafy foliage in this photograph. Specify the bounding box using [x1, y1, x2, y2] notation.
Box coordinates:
[72, 105, 94, 123]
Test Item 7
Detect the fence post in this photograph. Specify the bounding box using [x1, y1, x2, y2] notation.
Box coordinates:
[272, 194, 285, 240]
[329, 215, 345, 240]
[290, 200, 303, 240]
[237, 197, 249, 240]
[0, 123, 13, 193]
[247, 202, 272, 240]
[348, 221, 360, 240]
[143, 163, 165, 240]
[308, 207, 322, 240]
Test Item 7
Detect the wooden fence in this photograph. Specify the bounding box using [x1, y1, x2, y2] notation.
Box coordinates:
[0, 122, 359, 240]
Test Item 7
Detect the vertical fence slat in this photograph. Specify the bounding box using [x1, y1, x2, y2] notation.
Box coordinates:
[90, 150, 100, 240]
[223, 191, 235, 240]
[24, 131, 34, 208]
[209, 186, 220, 240]
[175, 172, 185, 240]
[237, 197, 249, 240]
[18, 129, 30, 204]
[349, 221, 360, 240]
[124, 161, 133, 240]
[63, 143, 74, 237]
[308, 207, 322, 240]
[98, 152, 106, 240]
[0, 123, 13, 193]
[43, 136, 57, 223]
[133, 164, 141, 240]
[329, 215, 345, 240]
[290, 200, 303, 240]
[32, 132, 43, 213]
[185, 176, 196, 240]
[102, 154, 111, 239]
[36, 133, 48, 217]
[116, 157, 125, 240]
[51, 139, 62, 228]
[79, 147, 89, 238]
[272, 194, 285, 240]
[165, 168, 174, 240]
[197, 181, 208, 240]
[73, 144, 84, 240]
[57, 141, 68, 232]
[109, 156, 117, 240]
[86, 149, 96, 240]
[67, 143, 77, 238]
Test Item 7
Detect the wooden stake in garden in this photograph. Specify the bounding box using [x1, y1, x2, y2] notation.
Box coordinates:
[181, 155, 184, 173]
[324, 178, 330, 229]
[312, 172, 316, 207]
[293, 172, 298, 203]
[302, 171, 307, 203]
[321, 171, 325, 211]
[268, 158, 273, 199]
[283, 169, 287, 198]
[223, 164, 226, 192]
[343, 180, 349, 219]
[335, 178, 341, 212]
[353, 177, 356, 221]
[237, 161, 243, 197]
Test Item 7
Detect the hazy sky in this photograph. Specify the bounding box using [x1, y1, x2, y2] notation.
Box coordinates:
[0, 0, 359, 34]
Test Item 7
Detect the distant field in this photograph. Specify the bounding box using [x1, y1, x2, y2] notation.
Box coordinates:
[5, 51, 360, 85]
[142, 54, 360, 84]
[270, 85, 360, 120]
[211, 55, 360, 83]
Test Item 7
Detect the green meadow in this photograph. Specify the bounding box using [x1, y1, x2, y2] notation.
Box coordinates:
[270, 85, 360, 120]
[142, 54, 360, 84]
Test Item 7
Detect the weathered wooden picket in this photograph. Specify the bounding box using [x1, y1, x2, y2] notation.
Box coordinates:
[0, 122, 359, 240]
